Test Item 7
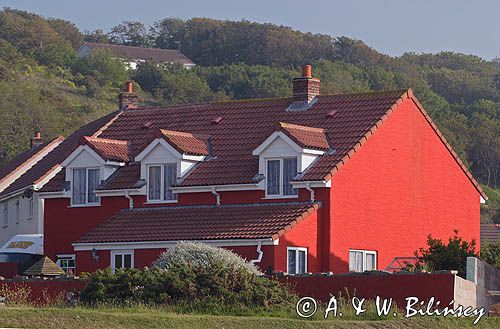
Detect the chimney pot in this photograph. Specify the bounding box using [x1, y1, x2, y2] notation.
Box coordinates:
[31, 131, 43, 148]
[125, 81, 133, 93]
[302, 65, 312, 78]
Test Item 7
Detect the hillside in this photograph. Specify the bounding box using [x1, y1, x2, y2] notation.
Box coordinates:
[0, 8, 498, 222]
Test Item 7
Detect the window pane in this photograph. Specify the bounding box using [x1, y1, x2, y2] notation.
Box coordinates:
[87, 169, 100, 203]
[366, 253, 376, 271]
[283, 158, 298, 195]
[164, 163, 177, 201]
[148, 166, 161, 200]
[115, 255, 122, 269]
[267, 160, 280, 195]
[72, 169, 87, 204]
[288, 250, 296, 274]
[124, 254, 132, 269]
[298, 250, 306, 274]
[349, 251, 363, 272]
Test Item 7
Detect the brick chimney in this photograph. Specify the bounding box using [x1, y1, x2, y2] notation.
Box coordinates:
[31, 131, 43, 148]
[292, 65, 320, 102]
[118, 81, 139, 110]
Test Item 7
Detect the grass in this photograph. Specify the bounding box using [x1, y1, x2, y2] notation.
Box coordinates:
[0, 306, 499, 329]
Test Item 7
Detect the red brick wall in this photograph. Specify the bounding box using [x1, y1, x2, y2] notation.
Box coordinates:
[329, 98, 480, 273]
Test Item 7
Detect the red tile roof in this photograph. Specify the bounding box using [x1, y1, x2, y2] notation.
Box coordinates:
[95, 162, 144, 191]
[481, 223, 500, 245]
[159, 129, 209, 156]
[0, 112, 120, 198]
[21, 88, 485, 200]
[82, 136, 131, 162]
[278, 122, 330, 150]
[81, 42, 195, 65]
[75, 202, 317, 243]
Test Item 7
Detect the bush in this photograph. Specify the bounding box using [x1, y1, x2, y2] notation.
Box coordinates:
[415, 231, 478, 278]
[481, 242, 500, 269]
[81, 243, 294, 308]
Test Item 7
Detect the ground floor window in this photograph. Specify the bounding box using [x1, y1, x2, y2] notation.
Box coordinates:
[56, 254, 76, 274]
[287, 247, 307, 274]
[349, 249, 377, 272]
[111, 250, 134, 270]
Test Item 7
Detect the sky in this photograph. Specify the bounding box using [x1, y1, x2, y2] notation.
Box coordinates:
[2, 0, 499, 60]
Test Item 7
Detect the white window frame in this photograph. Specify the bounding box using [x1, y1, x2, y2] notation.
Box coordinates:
[71, 167, 101, 206]
[15, 199, 19, 224]
[2, 203, 8, 228]
[349, 249, 377, 272]
[111, 250, 134, 271]
[56, 254, 76, 274]
[286, 247, 308, 275]
[146, 163, 178, 203]
[265, 157, 298, 198]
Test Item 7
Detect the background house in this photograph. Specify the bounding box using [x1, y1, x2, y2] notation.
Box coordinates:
[77, 42, 196, 69]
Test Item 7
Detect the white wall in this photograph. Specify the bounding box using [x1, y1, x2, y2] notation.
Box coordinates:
[0, 192, 44, 247]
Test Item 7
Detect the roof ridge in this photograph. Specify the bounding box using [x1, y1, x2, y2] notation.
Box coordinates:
[84, 42, 183, 53]
[84, 136, 129, 145]
[318, 88, 409, 98]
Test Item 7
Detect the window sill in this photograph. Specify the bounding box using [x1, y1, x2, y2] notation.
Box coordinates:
[144, 200, 178, 205]
[67, 203, 101, 208]
[262, 195, 299, 200]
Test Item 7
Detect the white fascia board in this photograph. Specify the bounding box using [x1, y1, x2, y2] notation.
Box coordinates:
[291, 180, 331, 188]
[181, 154, 206, 161]
[73, 238, 278, 251]
[252, 132, 303, 155]
[95, 189, 143, 197]
[37, 191, 66, 199]
[480, 196, 486, 204]
[171, 183, 259, 193]
[303, 148, 325, 156]
[135, 138, 182, 161]
[0, 186, 32, 202]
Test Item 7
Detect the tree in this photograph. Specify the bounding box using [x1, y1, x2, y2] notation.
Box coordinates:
[481, 242, 500, 269]
[71, 49, 128, 88]
[415, 231, 478, 278]
[109, 21, 150, 47]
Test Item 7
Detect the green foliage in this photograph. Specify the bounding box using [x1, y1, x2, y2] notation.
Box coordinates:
[415, 231, 478, 278]
[72, 49, 128, 88]
[481, 242, 500, 269]
[81, 244, 294, 307]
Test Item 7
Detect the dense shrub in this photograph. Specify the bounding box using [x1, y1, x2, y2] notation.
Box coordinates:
[81, 243, 294, 307]
[414, 231, 478, 278]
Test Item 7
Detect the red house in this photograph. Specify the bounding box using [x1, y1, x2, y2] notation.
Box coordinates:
[34, 65, 485, 275]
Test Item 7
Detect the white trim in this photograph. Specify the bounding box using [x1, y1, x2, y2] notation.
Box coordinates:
[291, 180, 331, 188]
[146, 163, 178, 203]
[95, 189, 143, 197]
[111, 250, 134, 270]
[33, 165, 63, 190]
[480, 196, 486, 204]
[136, 139, 182, 162]
[61, 146, 105, 168]
[171, 183, 259, 193]
[73, 238, 278, 251]
[286, 246, 308, 275]
[349, 249, 377, 272]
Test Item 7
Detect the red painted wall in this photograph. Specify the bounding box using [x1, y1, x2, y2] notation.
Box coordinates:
[329, 98, 480, 273]
[44, 196, 129, 260]
[0, 262, 18, 279]
[0, 279, 86, 305]
[277, 273, 456, 307]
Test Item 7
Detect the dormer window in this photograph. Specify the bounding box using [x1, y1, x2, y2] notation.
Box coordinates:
[147, 163, 178, 202]
[266, 158, 298, 197]
[72, 168, 100, 205]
